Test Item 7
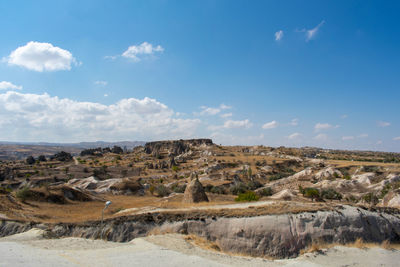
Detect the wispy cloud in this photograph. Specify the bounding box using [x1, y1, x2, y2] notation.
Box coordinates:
[342, 136, 355, 141]
[289, 118, 298, 126]
[341, 114, 348, 119]
[199, 104, 231, 116]
[94, 80, 108, 86]
[220, 113, 232, 118]
[275, 30, 284, 41]
[358, 133, 368, 138]
[393, 137, 400, 141]
[0, 81, 22, 90]
[314, 122, 339, 131]
[377, 121, 391, 127]
[224, 119, 252, 129]
[314, 133, 328, 141]
[306, 20, 325, 41]
[288, 132, 301, 140]
[262, 120, 278, 129]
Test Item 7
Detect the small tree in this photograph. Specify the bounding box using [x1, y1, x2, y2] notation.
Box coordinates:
[26, 156, 35, 165]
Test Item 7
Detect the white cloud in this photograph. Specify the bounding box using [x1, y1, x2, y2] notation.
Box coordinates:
[199, 104, 232, 116]
[358, 133, 368, 138]
[314, 123, 339, 132]
[103, 94, 108, 97]
[5, 41, 77, 72]
[122, 42, 164, 61]
[0, 81, 22, 90]
[393, 137, 400, 141]
[223, 119, 252, 129]
[376, 140, 383, 145]
[306, 20, 325, 41]
[314, 133, 328, 141]
[342, 136, 355, 141]
[94, 81, 108, 86]
[341, 114, 348, 119]
[262, 120, 278, 129]
[275, 30, 284, 41]
[288, 133, 301, 140]
[0, 91, 200, 142]
[377, 121, 390, 127]
[220, 113, 232, 118]
[289, 118, 298, 126]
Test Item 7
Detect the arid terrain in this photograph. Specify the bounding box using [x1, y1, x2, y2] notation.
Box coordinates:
[1, 139, 400, 263]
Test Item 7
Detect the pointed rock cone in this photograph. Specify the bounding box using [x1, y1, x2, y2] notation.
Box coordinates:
[183, 175, 209, 203]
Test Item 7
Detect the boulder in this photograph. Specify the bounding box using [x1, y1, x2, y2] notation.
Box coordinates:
[182, 173, 209, 203]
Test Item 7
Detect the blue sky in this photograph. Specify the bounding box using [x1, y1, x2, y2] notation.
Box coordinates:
[0, 0, 399, 151]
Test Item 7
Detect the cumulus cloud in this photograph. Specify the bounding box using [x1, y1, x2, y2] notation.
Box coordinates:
[288, 133, 301, 140]
[306, 20, 325, 41]
[0, 91, 200, 142]
[122, 42, 164, 61]
[314, 123, 339, 131]
[342, 136, 355, 141]
[377, 121, 390, 127]
[358, 133, 368, 138]
[393, 137, 400, 141]
[0, 81, 22, 90]
[94, 81, 108, 86]
[262, 120, 278, 129]
[199, 104, 232, 116]
[5, 41, 77, 72]
[275, 30, 284, 41]
[223, 119, 252, 129]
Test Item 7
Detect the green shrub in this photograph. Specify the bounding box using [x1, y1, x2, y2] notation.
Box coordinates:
[16, 187, 31, 202]
[171, 184, 186, 193]
[302, 187, 320, 201]
[171, 165, 179, 172]
[321, 188, 342, 200]
[362, 192, 379, 205]
[235, 191, 260, 202]
[380, 184, 391, 199]
[154, 185, 170, 197]
[247, 180, 263, 190]
[210, 186, 225, 194]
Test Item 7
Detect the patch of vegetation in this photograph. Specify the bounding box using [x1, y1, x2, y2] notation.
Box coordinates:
[247, 180, 263, 190]
[16, 187, 31, 202]
[258, 187, 273, 197]
[154, 184, 170, 197]
[171, 183, 186, 193]
[299, 186, 320, 201]
[171, 165, 179, 172]
[362, 192, 379, 206]
[229, 182, 248, 195]
[380, 184, 391, 199]
[321, 188, 342, 200]
[235, 191, 260, 202]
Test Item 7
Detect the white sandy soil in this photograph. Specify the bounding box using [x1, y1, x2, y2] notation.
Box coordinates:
[0, 229, 399, 267]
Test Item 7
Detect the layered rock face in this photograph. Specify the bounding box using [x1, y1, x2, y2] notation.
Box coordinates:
[144, 139, 213, 156]
[1, 205, 400, 258]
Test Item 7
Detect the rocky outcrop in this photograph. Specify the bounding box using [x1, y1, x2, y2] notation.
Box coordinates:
[182, 174, 209, 203]
[67, 177, 143, 195]
[144, 139, 213, 156]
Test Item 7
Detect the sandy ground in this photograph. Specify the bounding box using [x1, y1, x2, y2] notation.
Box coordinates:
[0, 229, 399, 267]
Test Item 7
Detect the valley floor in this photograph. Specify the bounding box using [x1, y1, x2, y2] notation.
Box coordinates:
[0, 229, 398, 267]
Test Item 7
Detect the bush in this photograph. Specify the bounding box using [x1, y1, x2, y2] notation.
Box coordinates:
[235, 191, 260, 202]
[247, 180, 263, 190]
[154, 185, 170, 197]
[230, 183, 248, 195]
[171, 165, 179, 172]
[37, 155, 47, 162]
[301, 187, 320, 201]
[362, 192, 379, 205]
[321, 188, 342, 200]
[210, 186, 226, 194]
[16, 187, 31, 202]
[258, 187, 273, 197]
[171, 184, 186, 193]
[26, 156, 35, 165]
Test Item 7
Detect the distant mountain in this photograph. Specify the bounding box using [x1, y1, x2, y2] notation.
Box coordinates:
[0, 141, 146, 160]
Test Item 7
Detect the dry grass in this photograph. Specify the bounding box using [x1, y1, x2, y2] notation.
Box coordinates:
[184, 234, 221, 252]
[301, 238, 400, 255]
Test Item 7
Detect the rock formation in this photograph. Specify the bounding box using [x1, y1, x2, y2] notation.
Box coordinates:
[182, 173, 209, 203]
